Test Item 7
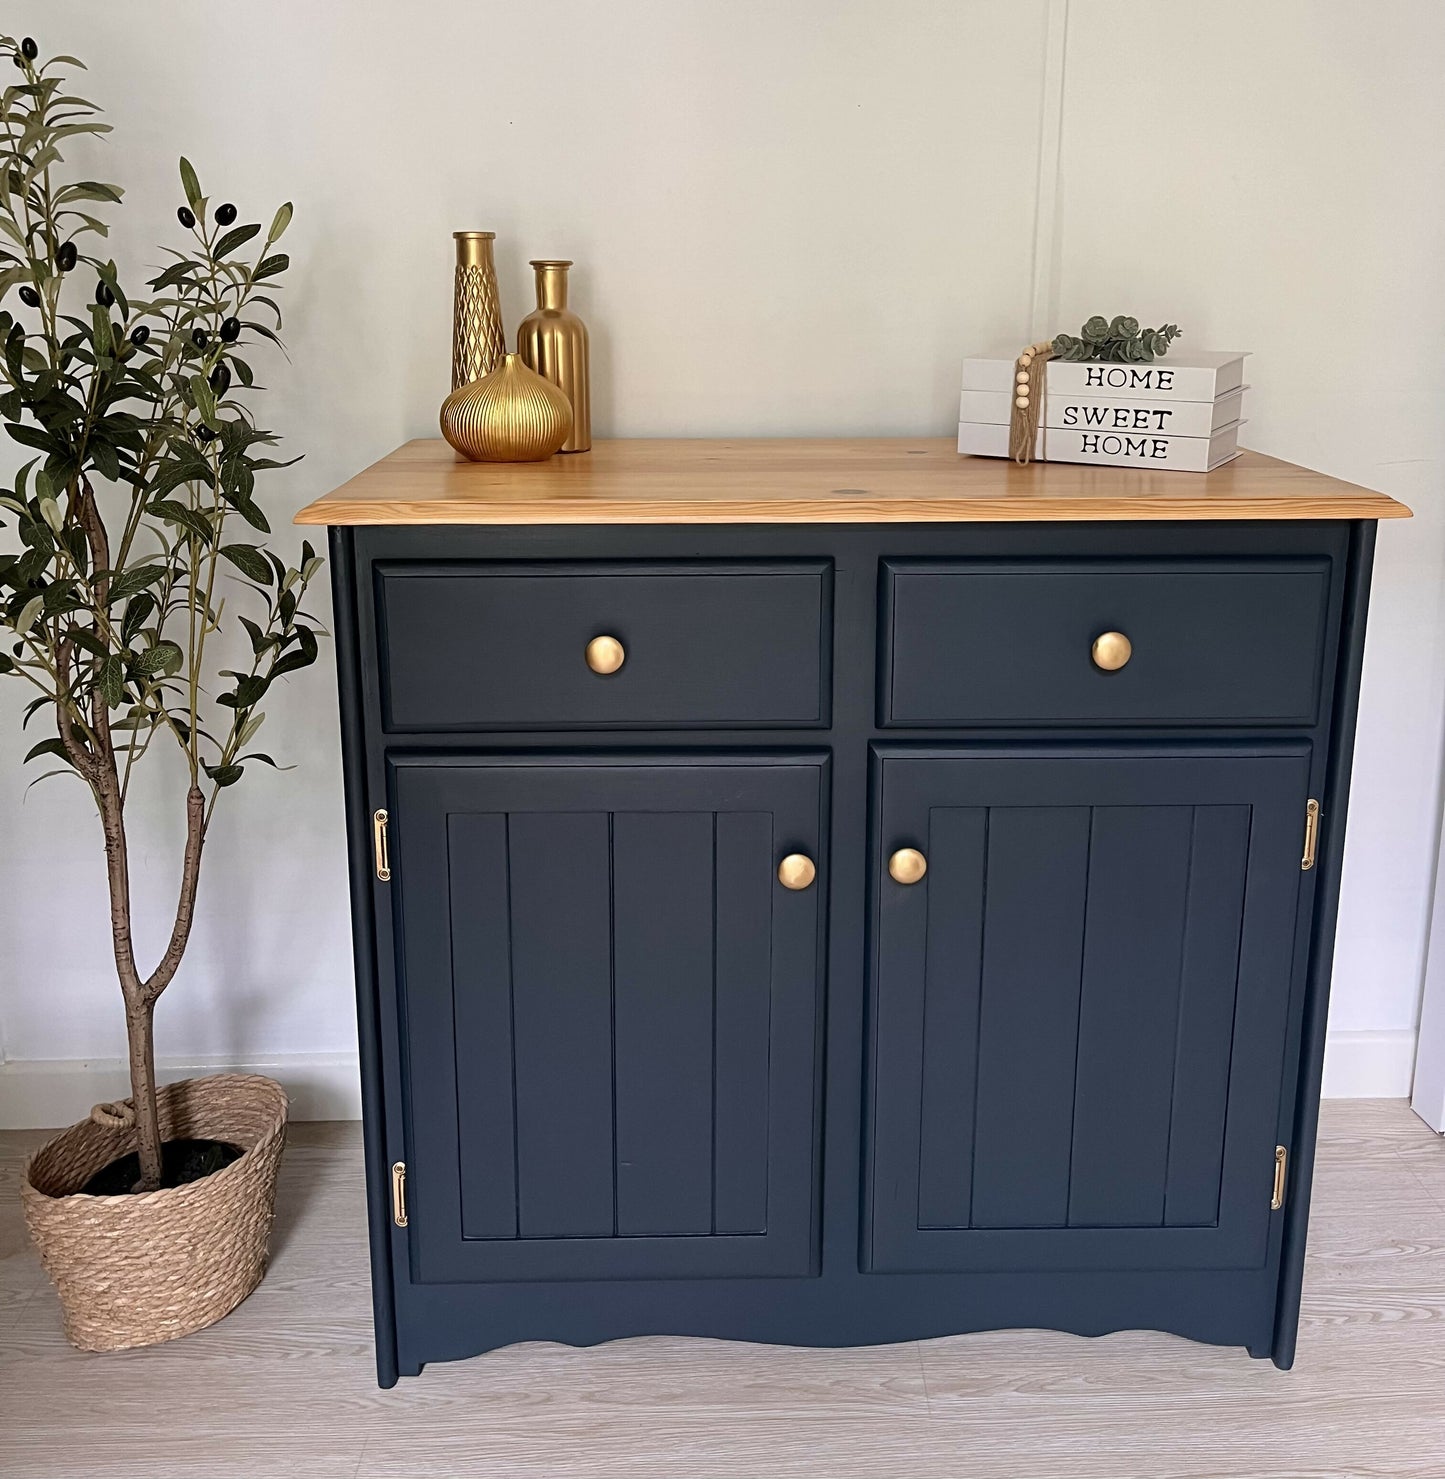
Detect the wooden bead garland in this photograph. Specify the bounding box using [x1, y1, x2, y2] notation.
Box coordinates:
[1008, 338, 1055, 465]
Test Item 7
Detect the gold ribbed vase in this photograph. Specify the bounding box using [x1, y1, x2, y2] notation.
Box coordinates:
[516, 259, 590, 452]
[440, 353, 573, 462]
[451, 231, 505, 391]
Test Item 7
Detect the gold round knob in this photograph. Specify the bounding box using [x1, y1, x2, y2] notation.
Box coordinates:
[888, 848, 927, 885]
[585, 635, 625, 675]
[1091, 631, 1132, 672]
[777, 853, 816, 891]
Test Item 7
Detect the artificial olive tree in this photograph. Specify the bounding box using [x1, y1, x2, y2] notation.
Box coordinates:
[0, 37, 320, 1189]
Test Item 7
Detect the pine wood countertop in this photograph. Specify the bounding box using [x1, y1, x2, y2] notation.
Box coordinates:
[295, 438, 1411, 526]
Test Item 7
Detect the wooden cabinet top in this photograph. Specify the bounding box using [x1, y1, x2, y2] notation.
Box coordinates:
[295, 437, 1411, 527]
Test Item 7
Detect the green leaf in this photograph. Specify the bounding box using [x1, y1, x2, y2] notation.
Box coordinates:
[267, 202, 293, 243]
[104, 563, 168, 601]
[38, 496, 62, 532]
[252, 253, 289, 281]
[5, 422, 64, 455]
[213, 223, 260, 259]
[179, 156, 202, 210]
[134, 640, 182, 676]
[121, 590, 155, 641]
[24, 737, 71, 766]
[98, 653, 125, 708]
[149, 498, 214, 544]
[219, 543, 272, 583]
[205, 762, 244, 787]
[15, 593, 43, 634]
[55, 181, 124, 205]
[236, 709, 266, 747]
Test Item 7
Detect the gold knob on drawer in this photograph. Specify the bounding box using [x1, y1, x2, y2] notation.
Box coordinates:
[888, 848, 927, 885]
[777, 854, 816, 891]
[1091, 631, 1133, 672]
[585, 635, 625, 674]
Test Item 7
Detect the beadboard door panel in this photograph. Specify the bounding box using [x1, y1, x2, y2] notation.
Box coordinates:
[388, 752, 826, 1284]
[865, 744, 1312, 1275]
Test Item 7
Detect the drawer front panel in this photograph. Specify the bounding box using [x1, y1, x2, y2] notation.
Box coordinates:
[377, 560, 831, 730]
[881, 558, 1330, 726]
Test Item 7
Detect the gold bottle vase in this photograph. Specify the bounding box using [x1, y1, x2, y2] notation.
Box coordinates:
[516, 259, 590, 452]
[440, 353, 573, 462]
[451, 231, 506, 391]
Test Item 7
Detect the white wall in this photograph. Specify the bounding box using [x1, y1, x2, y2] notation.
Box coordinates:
[1, 0, 1440, 1121]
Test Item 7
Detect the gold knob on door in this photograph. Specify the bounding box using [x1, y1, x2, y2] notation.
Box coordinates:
[888, 848, 927, 885]
[1091, 631, 1133, 671]
[585, 635, 625, 674]
[777, 854, 816, 891]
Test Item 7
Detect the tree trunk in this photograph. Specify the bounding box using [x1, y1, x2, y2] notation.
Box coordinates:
[124, 994, 162, 1188]
[65, 480, 210, 1191]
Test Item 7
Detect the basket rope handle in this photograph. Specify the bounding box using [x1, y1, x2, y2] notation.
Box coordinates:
[90, 1100, 136, 1130]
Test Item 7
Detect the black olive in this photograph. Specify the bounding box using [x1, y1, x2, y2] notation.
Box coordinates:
[177, 206, 195, 229]
[130, 324, 150, 347]
[209, 363, 231, 394]
[220, 316, 241, 342]
[21, 38, 37, 60]
[191, 327, 208, 349]
[56, 241, 77, 272]
[194, 424, 216, 442]
[95, 280, 114, 307]
[18, 285, 40, 308]
[214, 203, 237, 226]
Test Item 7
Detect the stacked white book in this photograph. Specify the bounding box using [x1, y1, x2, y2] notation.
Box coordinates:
[958, 349, 1249, 472]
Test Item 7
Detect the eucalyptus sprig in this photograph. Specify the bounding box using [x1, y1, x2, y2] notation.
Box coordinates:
[0, 34, 320, 1189]
[1052, 315, 1182, 364]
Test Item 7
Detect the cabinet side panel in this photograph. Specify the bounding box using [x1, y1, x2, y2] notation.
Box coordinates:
[328, 528, 399, 1388]
[972, 807, 1091, 1228]
[1164, 806, 1251, 1226]
[613, 811, 716, 1236]
[1272, 520, 1377, 1368]
[917, 807, 988, 1229]
[713, 812, 774, 1236]
[1068, 807, 1193, 1227]
[450, 812, 519, 1240]
[509, 811, 616, 1238]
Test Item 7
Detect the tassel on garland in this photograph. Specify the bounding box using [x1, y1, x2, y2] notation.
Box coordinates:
[1008, 339, 1055, 465]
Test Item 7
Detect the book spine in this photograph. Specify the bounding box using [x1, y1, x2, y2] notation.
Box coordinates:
[1045, 361, 1219, 401]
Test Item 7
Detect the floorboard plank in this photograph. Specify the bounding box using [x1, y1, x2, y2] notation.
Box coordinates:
[3, 1104, 1443, 1479]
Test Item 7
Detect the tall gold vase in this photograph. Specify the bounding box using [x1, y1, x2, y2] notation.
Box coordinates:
[451, 231, 505, 391]
[516, 259, 590, 452]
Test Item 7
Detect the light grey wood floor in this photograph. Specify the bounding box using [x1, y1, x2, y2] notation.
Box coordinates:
[3, 1099, 1444, 1479]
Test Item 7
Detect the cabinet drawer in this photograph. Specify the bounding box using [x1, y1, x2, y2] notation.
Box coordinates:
[880, 558, 1331, 727]
[377, 560, 831, 730]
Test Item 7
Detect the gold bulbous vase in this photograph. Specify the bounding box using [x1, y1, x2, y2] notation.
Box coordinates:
[440, 353, 573, 463]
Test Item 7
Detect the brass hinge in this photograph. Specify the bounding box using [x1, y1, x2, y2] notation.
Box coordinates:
[373, 808, 391, 882]
[391, 1160, 408, 1227]
[1271, 1145, 1288, 1210]
[1301, 798, 1320, 871]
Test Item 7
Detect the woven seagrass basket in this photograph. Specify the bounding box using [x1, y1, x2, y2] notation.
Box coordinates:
[21, 1073, 288, 1352]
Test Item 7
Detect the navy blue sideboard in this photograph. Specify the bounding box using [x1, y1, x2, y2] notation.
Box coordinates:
[299, 438, 1409, 1385]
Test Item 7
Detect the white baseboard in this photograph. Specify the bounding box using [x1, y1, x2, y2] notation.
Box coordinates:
[1321, 1029, 1418, 1098]
[0, 1032, 1417, 1129]
[0, 1052, 362, 1130]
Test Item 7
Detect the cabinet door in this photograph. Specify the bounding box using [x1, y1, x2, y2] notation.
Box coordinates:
[866, 745, 1309, 1274]
[389, 754, 825, 1283]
